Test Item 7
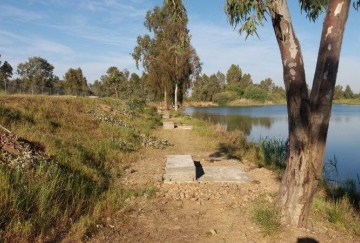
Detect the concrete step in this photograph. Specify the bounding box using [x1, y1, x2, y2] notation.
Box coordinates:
[163, 121, 174, 129]
[164, 155, 195, 183]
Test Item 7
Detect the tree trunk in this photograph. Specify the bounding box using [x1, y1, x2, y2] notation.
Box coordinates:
[174, 82, 178, 111]
[270, 0, 350, 227]
[174, 54, 178, 111]
[164, 87, 168, 109]
[114, 87, 119, 99]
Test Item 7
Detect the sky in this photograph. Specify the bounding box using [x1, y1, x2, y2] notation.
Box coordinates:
[1, 0, 360, 92]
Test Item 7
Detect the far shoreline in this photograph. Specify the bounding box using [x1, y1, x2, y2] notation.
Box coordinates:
[183, 98, 360, 108]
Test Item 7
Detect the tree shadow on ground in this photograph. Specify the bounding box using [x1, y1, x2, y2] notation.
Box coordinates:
[297, 237, 319, 243]
[209, 142, 240, 160]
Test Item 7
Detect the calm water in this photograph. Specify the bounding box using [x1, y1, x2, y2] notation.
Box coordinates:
[184, 104, 360, 182]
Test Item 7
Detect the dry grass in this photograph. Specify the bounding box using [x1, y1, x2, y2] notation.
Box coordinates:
[0, 95, 160, 242]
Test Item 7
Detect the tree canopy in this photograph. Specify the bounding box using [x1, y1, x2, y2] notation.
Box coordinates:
[0, 56, 13, 93]
[17, 56, 58, 93]
[63, 67, 88, 95]
[133, 1, 201, 107]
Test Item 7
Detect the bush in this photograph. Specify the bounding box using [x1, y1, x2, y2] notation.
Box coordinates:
[212, 91, 238, 105]
[244, 85, 268, 102]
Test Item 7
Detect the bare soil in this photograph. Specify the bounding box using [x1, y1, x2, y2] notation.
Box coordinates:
[87, 119, 358, 243]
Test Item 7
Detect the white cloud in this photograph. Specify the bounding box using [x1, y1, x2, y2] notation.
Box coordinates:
[0, 5, 43, 21]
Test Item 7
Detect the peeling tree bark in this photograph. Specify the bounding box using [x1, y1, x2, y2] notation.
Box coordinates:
[270, 0, 351, 227]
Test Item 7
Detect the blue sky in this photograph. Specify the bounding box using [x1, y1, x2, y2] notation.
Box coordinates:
[1, 0, 359, 92]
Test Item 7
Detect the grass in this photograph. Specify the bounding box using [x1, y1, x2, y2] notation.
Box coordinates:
[258, 137, 288, 174]
[312, 189, 360, 236]
[0, 95, 160, 242]
[252, 194, 281, 236]
[333, 99, 360, 105]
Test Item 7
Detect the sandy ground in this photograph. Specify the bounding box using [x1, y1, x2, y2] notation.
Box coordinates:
[86, 121, 358, 243]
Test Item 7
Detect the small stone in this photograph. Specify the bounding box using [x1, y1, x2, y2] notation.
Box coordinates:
[210, 229, 217, 235]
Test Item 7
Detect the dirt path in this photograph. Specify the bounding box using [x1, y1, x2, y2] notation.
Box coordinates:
[87, 120, 357, 243]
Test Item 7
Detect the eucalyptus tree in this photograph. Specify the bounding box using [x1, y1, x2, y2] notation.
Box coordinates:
[225, 0, 358, 227]
[260, 78, 275, 93]
[216, 71, 226, 90]
[333, 84, 344, 99]
[0, 56, 13, 93]
[226, 64, 242, 86]
[100, 67, 129, 99]
[343, 84, 354, 99]
[63, 67, 88, 95]
[133, 1, 201, 109]
[17, 56, 57, 94]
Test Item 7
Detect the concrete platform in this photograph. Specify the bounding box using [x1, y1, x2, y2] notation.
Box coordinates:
[176, 125, 193, 130]
[164, 155, 196, 183]
[164, 155, 250, 183]
[197, 166, 250, 182]
[162, 113, 170, 119]
[163, 121, 175, 129]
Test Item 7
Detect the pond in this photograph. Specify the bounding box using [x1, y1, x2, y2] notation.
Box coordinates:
[184, 104, 360, 183]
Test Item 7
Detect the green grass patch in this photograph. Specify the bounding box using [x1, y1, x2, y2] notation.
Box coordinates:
[257, 137, 288, 174]
[252, 194, 280, 236]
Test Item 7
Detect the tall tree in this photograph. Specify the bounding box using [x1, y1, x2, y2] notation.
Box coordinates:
[333, 84, 344, 99]
[260, 78, 275, 93]
[216, 71, 226, 90]
[226, 64, 242, 86]
[133, 1, 201, 109]
[343, 84, 354, 99]
[63, 68, 88, 95]
[0, 56, 13, 93]
[100, 67, 128, 99]
[17, 56, 57, 94]
[225, 0, 356, 227]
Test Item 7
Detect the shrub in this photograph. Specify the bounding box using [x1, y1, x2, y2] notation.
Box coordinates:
[212, 91, 238, 105]
[244, 85, 268, 102]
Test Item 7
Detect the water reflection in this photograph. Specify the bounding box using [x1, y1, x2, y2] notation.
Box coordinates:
[185, 105, 360, 182]
[190, 112, 275, 136]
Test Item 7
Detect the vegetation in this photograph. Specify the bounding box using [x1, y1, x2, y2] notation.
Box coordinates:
[191, 64, 287, 105]
[63, 67, 90, 96]
[132, 1, 201, 109]
[0, 96, 160, 242]
[258, 137, 288, 172]
[252, 194, 280, 236]
[224, 0, 360, 227]
[0, 0, 359, 239]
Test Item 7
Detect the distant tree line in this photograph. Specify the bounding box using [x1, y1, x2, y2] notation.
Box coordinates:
[1, 54, 359, 104]
[191, 64, 286, 104]
[191, 63, 360, 104]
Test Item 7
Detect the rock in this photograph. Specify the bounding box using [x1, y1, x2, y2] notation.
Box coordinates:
[209, 229, 217, 235]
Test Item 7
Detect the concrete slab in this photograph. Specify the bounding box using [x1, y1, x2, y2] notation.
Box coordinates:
[166, 155, 194, 168]
[162, 113, 170, 119]
[176, 125, 193, 130]
[164, 155, 196, 183]
[163, 121, 174, 129]
[197, 166, 250, 182]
